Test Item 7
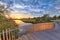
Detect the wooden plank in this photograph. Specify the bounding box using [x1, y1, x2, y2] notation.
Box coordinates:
[31, 23, 54, 32]
[6, 29, 8, 40]
[2, 30, 5, 40]
[0, 34, 2, 40]
[9, 29, 11, 40]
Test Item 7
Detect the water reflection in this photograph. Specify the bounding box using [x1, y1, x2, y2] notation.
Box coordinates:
[14, 20, 24, 24]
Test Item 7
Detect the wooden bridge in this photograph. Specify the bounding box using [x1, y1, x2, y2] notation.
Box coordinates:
[0, 22, 60, 40]
[0, 28, 19, 40]
[17, 22, 60, 40]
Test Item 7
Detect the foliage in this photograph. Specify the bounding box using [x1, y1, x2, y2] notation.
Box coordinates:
[0, 13, 18, 31]
[0, 1, 18, 31]
[58, 15, 60, 19]
[21, 14, 60, 24]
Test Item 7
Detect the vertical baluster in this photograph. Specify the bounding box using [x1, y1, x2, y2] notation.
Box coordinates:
[0, 34, 2, 40]
[2, 30, 5, 40]
[13, 29, 16, 40]
[9, 29, 11, 40]
[6, 29, 8, 40]
[14, 29, 17, 40]
[12, 29, 15, 40]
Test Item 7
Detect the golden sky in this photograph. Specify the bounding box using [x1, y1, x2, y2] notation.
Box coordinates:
[9, 11, 34, 19]
[5, 11, 34, 24]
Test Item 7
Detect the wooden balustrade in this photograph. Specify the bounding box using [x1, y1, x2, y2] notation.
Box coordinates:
[0, 28, 19, 40]
[30, 22, 54, 32]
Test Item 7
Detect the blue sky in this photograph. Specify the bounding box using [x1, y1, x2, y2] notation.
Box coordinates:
[1, 0, 60, 16]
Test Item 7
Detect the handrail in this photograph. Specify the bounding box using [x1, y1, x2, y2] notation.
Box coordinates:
[0, 28, 19, 40]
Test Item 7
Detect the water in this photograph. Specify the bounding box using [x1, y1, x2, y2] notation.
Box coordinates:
[18, 21, 33, 36]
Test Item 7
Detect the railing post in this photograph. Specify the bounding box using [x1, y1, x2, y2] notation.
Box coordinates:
[9, 29, 11, 40]
[0, 34, 2, 40]
[6, 29, 8, 40]
[14, 30, 16, 40]
[12, 30, 16, 40]
[2, 30, 5, 40]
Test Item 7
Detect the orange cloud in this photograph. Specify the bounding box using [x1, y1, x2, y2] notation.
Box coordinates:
[9, 11, 34, 19]
[5, 10, 34, 19]
[9, 13, 34, 19]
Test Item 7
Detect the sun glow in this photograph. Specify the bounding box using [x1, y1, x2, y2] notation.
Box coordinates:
[14, 20, 24, 24]
[5, 11, 34, 24]
[9, 13, 34, 19]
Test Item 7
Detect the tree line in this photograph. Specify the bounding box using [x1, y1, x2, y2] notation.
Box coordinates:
[21, 14, 60, 24]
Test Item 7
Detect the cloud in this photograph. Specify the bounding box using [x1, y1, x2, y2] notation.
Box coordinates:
[0, 1, 4, 5]
[13, 4, 27, 9]
[12, 3, 31, 10]
[55, 6, 60, 10]
[9, 10, 34, 19]
[3, 0, 60, 16]
[0, 1, 7, 6]
[28, 8, 40, 12]
[22, 0, 29, 2]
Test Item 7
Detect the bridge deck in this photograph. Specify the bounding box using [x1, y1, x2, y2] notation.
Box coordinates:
[17, 22, 60, 40]
[18, 30, 60, 40]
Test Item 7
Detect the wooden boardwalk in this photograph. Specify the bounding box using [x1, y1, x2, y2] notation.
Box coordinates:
[0, 22, 59, 40]
[17, 30, 60, 40]
[17, 22, 60, 40]
[18, 30, 60, 40]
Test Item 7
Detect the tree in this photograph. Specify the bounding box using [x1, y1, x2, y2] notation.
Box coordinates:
[42, 14, 50, 22]
[0, 0, 14, 16]
[0, 13, 18, 31]
[0, 0, 18, 31]
[58, 15, 60, 19]
[53, 15, 57, 20]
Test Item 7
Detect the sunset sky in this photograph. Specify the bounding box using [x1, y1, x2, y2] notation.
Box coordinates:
[1, 0, 60, 16]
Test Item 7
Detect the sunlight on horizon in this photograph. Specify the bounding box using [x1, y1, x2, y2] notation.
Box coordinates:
[5, 12, 34, 24]
[14, 20, 24, 24]
[4, 10, 34, 24]
[9, 13, 34, 19]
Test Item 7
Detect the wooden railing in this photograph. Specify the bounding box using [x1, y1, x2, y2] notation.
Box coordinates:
[30, 22, 54, 32]
[0, 28, 19, 40]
